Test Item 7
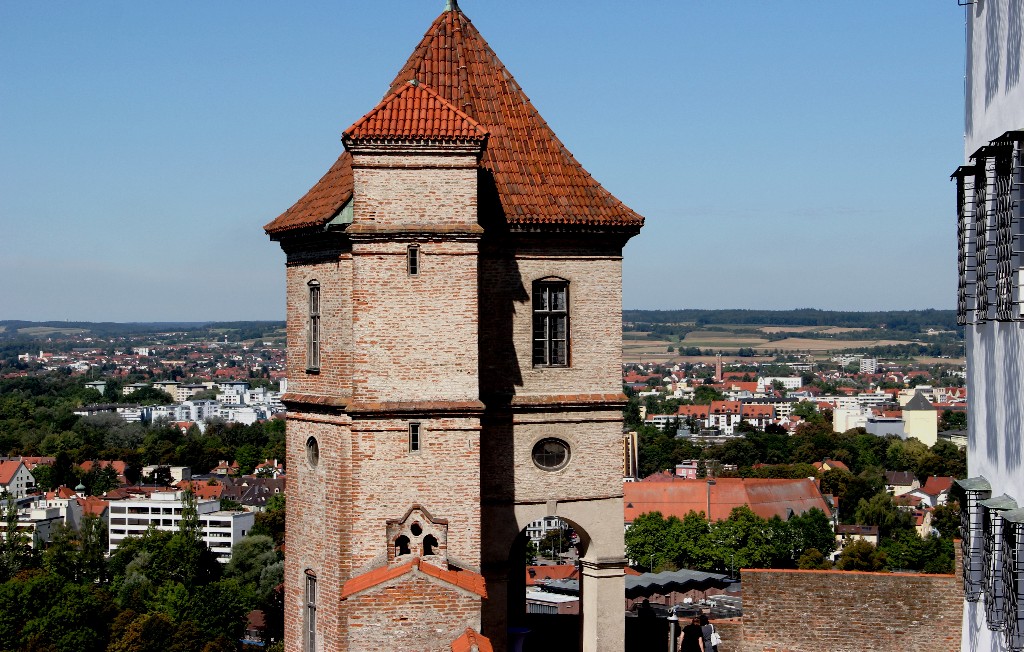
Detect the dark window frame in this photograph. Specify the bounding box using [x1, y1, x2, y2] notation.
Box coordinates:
[307, 280, 321, 372]
[407, 245, 420, 276]
[305, 571, 317, 652]
[409, 422, 421, 453]
[532, 279, 570, 367]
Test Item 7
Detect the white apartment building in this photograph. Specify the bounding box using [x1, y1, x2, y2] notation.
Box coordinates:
[107, 490, 254, 563]
[859, 358, 878, 374]
[952, 2, 1024, 650]
[759, 376, 802, 391]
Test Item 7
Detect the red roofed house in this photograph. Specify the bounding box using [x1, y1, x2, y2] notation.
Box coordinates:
[0, 460, 35, 498]
[906, 476, 955, 508]
[708, 401, 743, 435]
[624, 477, 833, 525]
[813, 459, 850, 474]
[263, 3, 643, 650]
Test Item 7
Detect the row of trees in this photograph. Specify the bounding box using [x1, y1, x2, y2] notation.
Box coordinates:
[0, 491, 285, 652]
[625, 506, 836, 574]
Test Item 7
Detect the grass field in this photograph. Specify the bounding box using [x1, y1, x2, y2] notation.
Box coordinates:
[17, 327, 87, 336]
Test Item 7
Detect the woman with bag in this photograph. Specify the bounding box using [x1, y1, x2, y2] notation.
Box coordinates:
[700, 613, 720, 652]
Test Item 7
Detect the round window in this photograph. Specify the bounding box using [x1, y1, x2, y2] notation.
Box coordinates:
[532, 438, 570, 471]
[306, 436, 320, 468]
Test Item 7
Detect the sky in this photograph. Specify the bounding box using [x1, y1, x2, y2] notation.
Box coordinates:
[0, 1, 968, 322]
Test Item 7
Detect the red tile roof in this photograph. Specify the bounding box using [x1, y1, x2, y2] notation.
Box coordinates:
[265, 7, 642, 235]
[451, 628, 494, 652]
[625, 477, 831, 523]
[340, 558, 486, 599]
[525, 564, 577, 586]
[344, 81, 487, 143]
[920, 476, 954, 496]
[0, 461, 24, 485]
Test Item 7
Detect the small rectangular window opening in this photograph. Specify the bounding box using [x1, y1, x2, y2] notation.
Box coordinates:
[409, 422, 421, 453]
[408, 246, 420, 276]
[308, 281, 321, 371]
[532, 281, 569, 367]
[305, 573, 317, 652]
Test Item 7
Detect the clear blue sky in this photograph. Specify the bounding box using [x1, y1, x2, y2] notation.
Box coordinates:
[0, 1, 966, 322]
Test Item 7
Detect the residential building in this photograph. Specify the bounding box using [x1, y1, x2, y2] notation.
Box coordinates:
[902, 393, 938, 446]
[263, 3, 643, 649]
[884, 471, 920, 497]
[0, 460, 35, 498]
[859, 358, 878, 374]
[106, 490, 253, 563]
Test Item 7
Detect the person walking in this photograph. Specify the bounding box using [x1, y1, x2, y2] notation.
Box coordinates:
[700, 613, 718, 652]
[679, 616, 705, 652]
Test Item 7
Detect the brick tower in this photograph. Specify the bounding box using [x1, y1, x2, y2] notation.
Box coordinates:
[265, 4, 643, 651]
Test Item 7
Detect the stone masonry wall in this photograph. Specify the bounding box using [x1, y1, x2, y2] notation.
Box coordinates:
[478, 249, 623, 398]
[284, 252, 352, 399]
[344, 574, 481, 652]
[283, 414, 353, 652]
[348, 416, 481, 571]
[350, 239, 479, 404]
[351, 153, 479, 229]
[741, 568, 962, 652]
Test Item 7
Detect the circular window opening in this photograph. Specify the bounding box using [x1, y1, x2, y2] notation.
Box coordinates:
[532, 438, 570, 471]
[306, 436, 320, 468]
[410, 523, 423, 537]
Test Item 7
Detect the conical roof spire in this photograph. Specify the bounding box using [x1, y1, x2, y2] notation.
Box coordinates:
[266, 7, 642, 235]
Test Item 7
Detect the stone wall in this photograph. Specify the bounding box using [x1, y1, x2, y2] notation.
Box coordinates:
[740, 568, 961, 652]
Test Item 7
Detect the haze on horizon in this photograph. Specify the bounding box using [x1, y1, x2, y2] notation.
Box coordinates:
[0, 2, 964, 322]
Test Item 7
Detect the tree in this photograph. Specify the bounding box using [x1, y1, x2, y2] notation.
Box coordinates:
[0, 491, 35, 581]
[693, 386, 724, 405]
[835, 539, 886, 571]
[625, 512, 683, 572]
[853, 493, 914, 538]
[939, 409, 967, 431]
[789, 508, 837, 557]
[797, 548, 832, 570]
[538, 527, 573, 560]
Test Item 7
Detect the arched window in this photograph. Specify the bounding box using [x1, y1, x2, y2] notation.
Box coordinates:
[423, 534, 439, 556]
[395, 535, 411, 557]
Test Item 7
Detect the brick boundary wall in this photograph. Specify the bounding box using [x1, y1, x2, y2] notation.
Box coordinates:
[739, 568, 962, 652]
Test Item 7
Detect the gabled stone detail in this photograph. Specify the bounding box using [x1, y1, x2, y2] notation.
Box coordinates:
[387, 504, 449, 568]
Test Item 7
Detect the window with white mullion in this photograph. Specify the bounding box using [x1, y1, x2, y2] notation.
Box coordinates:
[532, 281, 569, 367]
[307, 281, 321, 371]
[305, 573, 317, 652]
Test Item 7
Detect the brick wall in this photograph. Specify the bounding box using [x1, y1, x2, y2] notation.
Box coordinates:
[344, 574, 481, 652]
[740, 568, 962, 652]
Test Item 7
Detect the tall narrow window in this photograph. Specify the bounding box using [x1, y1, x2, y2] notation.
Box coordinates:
[305, 572, 317, 652]
[409, 422, 421, 453]
[307, 281, 320, 371]
[532, 280, 569, 367]
[407, 245, 420, 276]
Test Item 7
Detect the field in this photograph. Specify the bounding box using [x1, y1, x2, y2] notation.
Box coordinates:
[17, 327, 88, 336]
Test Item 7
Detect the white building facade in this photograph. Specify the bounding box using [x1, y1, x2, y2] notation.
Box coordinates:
[954, 2, 1024, 651]
[107, 490, 254, 563]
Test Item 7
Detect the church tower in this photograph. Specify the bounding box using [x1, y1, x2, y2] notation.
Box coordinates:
[265, 5, 643, 651]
